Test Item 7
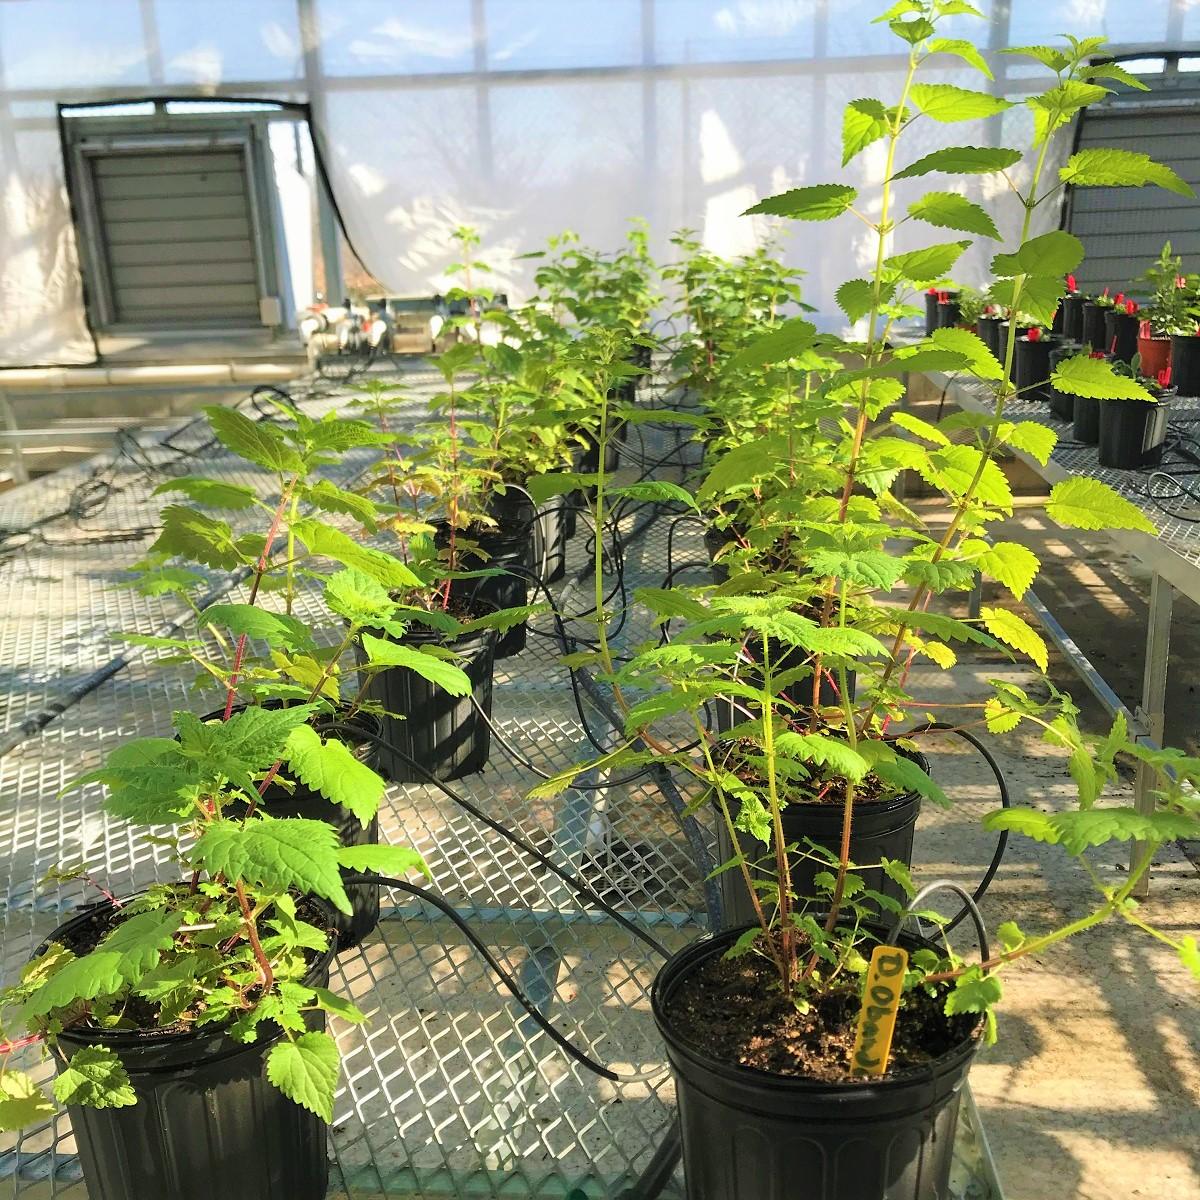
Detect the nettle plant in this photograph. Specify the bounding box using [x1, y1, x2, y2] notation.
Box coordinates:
[0, 699, 427, 1131]
[1139, 241, 1200, 336]
[537, 0, 1200, 1041]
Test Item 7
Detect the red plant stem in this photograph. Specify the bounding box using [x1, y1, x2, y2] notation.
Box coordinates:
[0, 1034, 42, 1053]
[221, 482, 296, 720]
[236, 881, 273, 990]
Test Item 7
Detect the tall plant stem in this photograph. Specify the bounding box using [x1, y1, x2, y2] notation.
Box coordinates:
[222, 480, 296, 720]
[236, 880, 274, 989]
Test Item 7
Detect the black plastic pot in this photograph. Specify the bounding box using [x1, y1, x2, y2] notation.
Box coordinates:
[485, 484, 536, 535]
[1061, 293, 1085, 343]
[1073, 393, 1101, 444]
[434, 520, 531, 658]
[44, 896, 337, 1200]
[1046, 341, 1078, 422]
[365, 618, 496, 783]
[1081, 301, 1107, 351]
[1098, 388, 1173, 469]
[935, 299, 961, 329]
[205, 704, 381, 951]
[1105, 310, 1140, 364]
[713, 747, 925, 930]
[652, 925, 981, 1200]
[923, 292, 940, 336]
[1013, 336, 1051, 401]
[535, 493, 569, 584]
[1170, 334, 1200, 397]
[976, 314, 1002, 361]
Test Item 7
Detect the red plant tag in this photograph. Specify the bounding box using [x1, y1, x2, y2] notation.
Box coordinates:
[1027, 326, 1042, 341]
[1115, 292, 1125, 305]
[1101, 286, 1110, 298]
[1158, 366, 1173, 388]
[1089, 350, 1107, 359]
[1178, 275, 1188, 289]
[928, 287, 939, 295]
[1067, 273, 1077, 292]
[1125, 299, 1138, 315]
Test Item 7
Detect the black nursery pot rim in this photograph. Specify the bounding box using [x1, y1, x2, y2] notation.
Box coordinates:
[40, 891, 338, 1056]
[651, 923, 982, 1095]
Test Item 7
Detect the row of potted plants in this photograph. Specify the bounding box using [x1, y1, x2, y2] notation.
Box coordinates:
[1, 6, 1199, 1200]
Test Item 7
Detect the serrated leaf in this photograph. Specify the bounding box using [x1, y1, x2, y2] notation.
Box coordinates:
[283, 725, 385, 824]
[1050, 355, 1156, 401]
[977, 542, 1039, 600]
[336, 843, 431, 880]
[889, 410, 950, 445]
[981, 606, 1048, 672]
[863, 746, 949, 807]
[293, 519, 421, 589]
[728, 317, 817, 369]
[310, 986, 368, 1025]
[205, 406, 304, 474]
[608, 480, 698, 509]
[878, 607, 1002, 650]
[0, 1072, 55, 1131]
[359, 633, 472, 697]
[910, 83, 1012, 123]
[303, 480, 380, 530]
[842, 97, 890, 166]
[153, 476, 258, 509]
[907, 191, 999, 239]
[928, 327, 1003, 379]
[1061, 148, 1194, 198]
[837, 278, 876, 323]
[773, 732, 869, 780]
[1084, 62, 1150, 92]
[266, 1031, 339, 1123]
[201, 604, 315, 653]
[149, 506, 246, 571]
[322, 568, 392, 627]
[1001, 421, 1057, 465]
[880, 857, 916, 897]
[52, 1046, 136, 1110]
[984, 805, 1199, 855]
[697, 436, 789, 501]
[996, 920, 1025, 951]
[192, 817, 351, 915]
[927, 37, 992, 79]
[945, 970, 1002, 1016]
[1046, 477, 1156, 534]
[635, 587, 712, 622]
[884, 241, 971, 286]
[920, 444, 1013, 512]
[806, 549, 905, 589]
[1027, 81, 1109, 143]
[743, 184, 858, 220]
[987, 274, 1065, 326]
[893, 146, 1022, 180]
[194, 704, 318, 776]
[992, 231, 1084, 281]
[1000, 44, 1069, 71]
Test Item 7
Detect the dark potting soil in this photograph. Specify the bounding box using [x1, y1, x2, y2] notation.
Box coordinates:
[52, 892, 333, 1037]
[721, 740, 900, 807]
[665, 950, 976, 1082]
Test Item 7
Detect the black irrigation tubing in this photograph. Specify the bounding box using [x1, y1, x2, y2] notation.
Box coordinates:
[330, 727, 670, 962]
[342, 873, 623, 1083]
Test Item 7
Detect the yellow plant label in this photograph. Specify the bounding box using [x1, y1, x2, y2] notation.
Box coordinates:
[849, 943, 909, 1077]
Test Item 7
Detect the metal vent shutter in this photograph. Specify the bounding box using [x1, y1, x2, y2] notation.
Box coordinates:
[1066, 101, 1200, 296]
[91, 150, 261, 325]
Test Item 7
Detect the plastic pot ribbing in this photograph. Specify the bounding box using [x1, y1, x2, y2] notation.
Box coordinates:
[935, 300, 961, 329]
[976, 314, 1002, 361]
[1073, 393, 1101, 444]
[1081, 301, 1107, 351]
[1013, 337, 1051, 402]
[1098, 390, 1173, 469]
[1061, 293, 1085, 343]
[365, 620, 497, 783]
[1170, 334, 1200, 397]
[652, 926, 981, 1200]
[45, 897, 337, 1200]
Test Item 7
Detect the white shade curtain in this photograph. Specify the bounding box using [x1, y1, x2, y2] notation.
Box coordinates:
[0, 0, 1194, 366]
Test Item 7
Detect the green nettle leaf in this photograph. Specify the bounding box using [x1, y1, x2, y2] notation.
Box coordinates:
[996, 920, 1025, 951]
[205, 406, 305, 474]
[0, 1071, 55, 1130]
[977, 542, 1039, 600]
[149, 506, 247, 571]
[909, 83, 1012, 123]
[52, 1047, 137, 1110]
[883, 241, 970, 286]
[198, 704, 318, 774]
[1085, 62, 1151, 93]
[981, 606, 1049, 672]
[893, 146, 1022, 180]
[842, 97, 890, 166]
[192, 817, 352, 915]
[773, 732, 869, 781]
[743, 184, 858, 221]
[890, 15, 934, 44]
[608, 481, 698, 509]
[729, 317, 817, 368]
[1046, 477, 1156, 535]
[836, 279, 877, 324]
[861, 747, 950, 808]
[945, 970, 1003, 1021]
[634, 587, 712, 622]
[987, 274, 1064, 326]
[1001, 44, 1069, 72]
[283, 725, 386, 824]
[266, 1031, 340, 1123]
[984, 806, 1198, 855]
[907, 191, 999, 240]
[360, 633, 472, 697]
[928, 327, 1003, 380]
[152, 476, 258, 510]
[920, 444, 1013, 512]
[201, 604, 316, 653]
[292, 519, 421, 589]
[889, 411, 950, 445]
[806, 549, 905, 590]
[991, 230, 1084, 279]
[1179, 936, 1200, 983]
[1001, 421, 1057, 465]
[323, 567, 392, 627]
[1050, 355, 1157, 402]
[927, 37, 993, 79]
[1060, 148, 1194, 198]
[24, 911, 183, 1018]
[696, 436, 789, 501]
[336, 844, 431, 879]
[1027, 81, 1109, 143]
[304, 480, 380, 530]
